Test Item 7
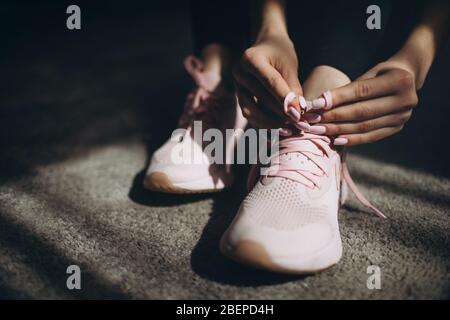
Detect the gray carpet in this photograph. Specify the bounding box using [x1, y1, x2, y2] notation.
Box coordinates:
[0, 2, 449, 299]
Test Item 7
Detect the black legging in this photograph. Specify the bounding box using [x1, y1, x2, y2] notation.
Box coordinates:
[190, 0, 423, 80]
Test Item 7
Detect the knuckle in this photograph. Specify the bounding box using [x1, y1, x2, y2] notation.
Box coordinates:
[325, 123, 338, 135]
[243, 48, 259, 64]
[398, 111, 412, 123]
[395, 70, 415, 91]
[324, 111, 337, 122]
[355, 81, 371, 99]
[355, 104, 372, 120]
[351, 135, 364, 145]
[359, 121, 373, 132]
[333, 90, 342, 105]
[398, 91, 418, 111]
[407, 92, 419, 107]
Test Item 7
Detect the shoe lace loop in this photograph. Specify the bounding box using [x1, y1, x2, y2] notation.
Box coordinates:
[178, 56, 223, 127]
[264, 134, 333, 189]
[247, 135, 386, 219]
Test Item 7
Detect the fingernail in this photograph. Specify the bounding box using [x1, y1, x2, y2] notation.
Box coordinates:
[298, 96, 307, 110]
[288, 99, 301, 112]
[309, 126, 326, 134]
[303, 113, 321, 123]
[284, 91, 300, 113]
[279, 128, 292, 136]
[295, 121, 310, 131]
[334, 137, 348, 145]
[306, 100, 313, 112]
[312, 97, 326, 109]
[322, 90, 333, 110]
[287, 107, 301, 122]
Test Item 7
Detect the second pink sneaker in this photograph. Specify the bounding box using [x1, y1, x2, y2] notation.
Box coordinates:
[144, 56, 247, 193]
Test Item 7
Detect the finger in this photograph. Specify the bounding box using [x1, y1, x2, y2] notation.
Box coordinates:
[241, 56, 299, 110]
[284, 71, 304, 109]
[320, 95, 407, 123]
[236, 86, 283, 129]
[234, 66, 286, 118]
[316, 111, 412, 135]
[333, 126, 403, 146]
[294, 121, 312, 132]
[234, 66, 302, 124]
[303, 112, 321, 123]
[312, 71, 400, 109]
[285, 73, 303, 97]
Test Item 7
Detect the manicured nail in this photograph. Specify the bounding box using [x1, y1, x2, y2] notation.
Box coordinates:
[287, 107, 301, 122]
[334, 137, 348, 145]
[303, 113, 321, 123]
[284, 91, 300, 114]
[312, 97, 326, 109]
[288, 99, 301, 113]
[306, 100, 313, 112]
[309, 126, 326, 134]
[295, 121, 310, 131]
[298, 96, 307, 110]
[322, 90, 333, 110]
[279, 128, 293, 136]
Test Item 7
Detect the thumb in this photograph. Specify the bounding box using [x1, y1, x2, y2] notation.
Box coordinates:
[284, 72, 304, 112]
[285, 73, 303, 96]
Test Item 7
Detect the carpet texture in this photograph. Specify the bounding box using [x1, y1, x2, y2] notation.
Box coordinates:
[0, 2, 449, 299]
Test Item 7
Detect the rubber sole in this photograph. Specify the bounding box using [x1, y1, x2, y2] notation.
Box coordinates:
[220, 184, 345, 274]
[220, 239, 339, 275]
[143, 172, 223, 194]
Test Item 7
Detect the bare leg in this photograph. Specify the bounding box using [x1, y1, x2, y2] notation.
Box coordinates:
[201, 44, 232, 76]
[200, 44, 233, 89]
[302, 65, 350, 100]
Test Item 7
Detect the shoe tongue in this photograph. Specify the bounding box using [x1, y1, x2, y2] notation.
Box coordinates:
[278, 152, 321, 173]
[260, 151, 320, 184]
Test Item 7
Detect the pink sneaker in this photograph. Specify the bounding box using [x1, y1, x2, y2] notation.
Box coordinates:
[144, 56, 247, 193]
[220, 132, 385, 274]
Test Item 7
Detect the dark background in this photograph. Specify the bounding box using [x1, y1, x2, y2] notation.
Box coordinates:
[0, 1, 449, 299]
[1, 0, 449, 181]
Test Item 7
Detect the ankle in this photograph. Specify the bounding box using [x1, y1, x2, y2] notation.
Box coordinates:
[200, 44, 234, 90]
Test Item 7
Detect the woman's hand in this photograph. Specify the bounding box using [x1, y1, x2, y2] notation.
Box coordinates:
[310, 61, 419, 146]
[233, 0, 303, 129]
[308, 0, 449, 146]
[234, 33, 303, 129]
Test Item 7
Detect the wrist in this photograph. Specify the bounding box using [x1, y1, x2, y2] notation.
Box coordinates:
[256, 24, 290, 43]
[389, 45, 429, 90]
[390, 22, 440, 90]
[255, 0, 289, 42]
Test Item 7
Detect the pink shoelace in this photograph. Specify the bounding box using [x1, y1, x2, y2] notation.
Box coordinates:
[178, 56, 226, 128]
[247, 94, 386, 219]
[259, 134, 334, 189]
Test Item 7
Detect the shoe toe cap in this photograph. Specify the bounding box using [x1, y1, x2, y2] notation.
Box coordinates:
[220, 213, 341, 273]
